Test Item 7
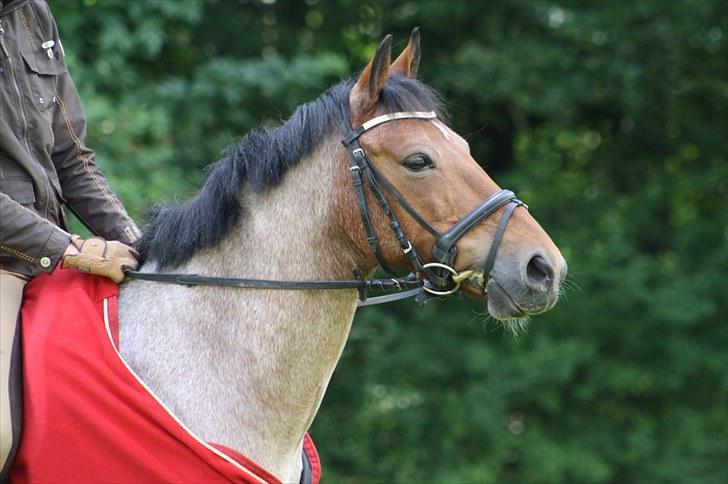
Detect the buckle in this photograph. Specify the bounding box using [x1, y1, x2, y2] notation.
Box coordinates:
[352, 148, 365, 158]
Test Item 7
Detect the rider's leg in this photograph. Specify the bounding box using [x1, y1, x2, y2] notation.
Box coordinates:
[0, 270, 28, 479]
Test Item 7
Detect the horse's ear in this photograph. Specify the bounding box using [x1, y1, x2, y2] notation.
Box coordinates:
[350, 34, 392, 117]
[391, 27, 421, 78]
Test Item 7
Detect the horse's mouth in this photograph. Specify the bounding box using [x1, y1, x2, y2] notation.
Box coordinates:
[457, 269, 528, 321]
[454, 269, 486, 298]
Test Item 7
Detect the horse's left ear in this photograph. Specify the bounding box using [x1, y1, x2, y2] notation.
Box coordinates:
[350, 34, 392, 117]
[391, 27, 421, 78]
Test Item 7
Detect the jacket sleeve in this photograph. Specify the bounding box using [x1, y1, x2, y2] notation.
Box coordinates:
[50, 62, 141, 246]
[0, 191, 70, 272]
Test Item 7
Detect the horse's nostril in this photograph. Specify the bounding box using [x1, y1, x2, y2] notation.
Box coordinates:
[526, 255, 554, 291]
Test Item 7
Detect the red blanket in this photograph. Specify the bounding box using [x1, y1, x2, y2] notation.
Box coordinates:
[10, 268, 320, 483]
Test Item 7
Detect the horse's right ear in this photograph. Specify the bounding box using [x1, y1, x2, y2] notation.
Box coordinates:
[391, 27, 421, 78]
[350, 35, 392, 119]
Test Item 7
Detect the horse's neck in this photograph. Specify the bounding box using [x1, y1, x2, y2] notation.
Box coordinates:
[118, 140, 362, 481]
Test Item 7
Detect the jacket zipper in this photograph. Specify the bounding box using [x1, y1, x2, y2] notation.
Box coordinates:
[0, 19, 10, 58]
[0, 19, 10, 59]
[0, 20, 7, 79]
[0, 19, 33, 157]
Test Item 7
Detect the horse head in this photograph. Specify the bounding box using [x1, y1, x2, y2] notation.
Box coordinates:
[339, 29, 567, 320]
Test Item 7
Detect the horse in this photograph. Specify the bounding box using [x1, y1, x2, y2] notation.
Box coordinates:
[25, 30, 565, 482]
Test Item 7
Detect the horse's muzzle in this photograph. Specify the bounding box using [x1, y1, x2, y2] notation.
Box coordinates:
[484, 252, 567, 320]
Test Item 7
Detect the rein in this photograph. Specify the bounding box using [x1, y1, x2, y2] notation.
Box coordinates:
[126, 270, 423, 307]
[127, 111, 525, 307]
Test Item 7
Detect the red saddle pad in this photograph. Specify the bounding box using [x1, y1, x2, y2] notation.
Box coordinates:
[11, 267, 319, 484]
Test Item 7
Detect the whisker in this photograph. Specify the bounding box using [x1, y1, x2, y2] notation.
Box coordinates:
[477, 298, 530, 338]
[561, 275, 583, 294]
[502, 316, 530, 339]
[466, 311, 484, 330]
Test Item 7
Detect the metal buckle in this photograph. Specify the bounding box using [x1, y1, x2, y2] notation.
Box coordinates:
[421, 262, 461, 296]
[402, 241, 413, 254]
[352, 148, 365, 158]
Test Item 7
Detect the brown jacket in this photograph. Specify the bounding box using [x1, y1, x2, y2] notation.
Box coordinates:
[0, 0, 140, 277]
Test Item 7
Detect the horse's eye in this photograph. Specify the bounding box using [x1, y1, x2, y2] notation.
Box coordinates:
[404, 154, 433, 172]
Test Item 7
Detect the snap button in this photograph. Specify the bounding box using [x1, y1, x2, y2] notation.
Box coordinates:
[39, 97, 44, 104]
[39, 256, 51, 268]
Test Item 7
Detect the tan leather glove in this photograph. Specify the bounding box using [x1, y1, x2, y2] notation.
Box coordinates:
[62, 235, 140, 283]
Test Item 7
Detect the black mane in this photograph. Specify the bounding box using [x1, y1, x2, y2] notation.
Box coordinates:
[138, 74, 446, 269]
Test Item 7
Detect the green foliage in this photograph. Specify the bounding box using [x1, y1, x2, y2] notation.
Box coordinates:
[51, 0, 726, 482]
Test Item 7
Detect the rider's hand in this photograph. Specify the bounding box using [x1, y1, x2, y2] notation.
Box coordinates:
[62, 235, 140, 283]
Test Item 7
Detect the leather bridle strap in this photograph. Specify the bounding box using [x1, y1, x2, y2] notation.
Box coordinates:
[426, 192, 525, 291]
[349, 148, 395, 274]
[483, 200, 520, 277]
[126, 271, 423, 291]
[126, 271, 423, 306]
[342, 111, 438, 277]
[365, 160, 440, 238]
[350, 144, 426, 273]
[431, 190, 525, 268]
[342, 111, 439, 146]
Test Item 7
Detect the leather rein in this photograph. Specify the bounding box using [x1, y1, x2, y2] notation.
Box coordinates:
[127, 111, 526, 307]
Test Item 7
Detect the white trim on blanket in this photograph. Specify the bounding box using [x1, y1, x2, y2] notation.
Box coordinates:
[103, 298, 268, 483]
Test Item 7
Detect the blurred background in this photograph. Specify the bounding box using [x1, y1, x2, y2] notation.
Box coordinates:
[52, 0, 726, 482]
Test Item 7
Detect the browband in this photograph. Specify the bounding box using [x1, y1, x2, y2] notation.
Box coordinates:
[342, 111, 437, 145]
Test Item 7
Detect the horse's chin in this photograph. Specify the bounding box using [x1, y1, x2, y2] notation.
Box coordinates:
[458, 270, 529, 322]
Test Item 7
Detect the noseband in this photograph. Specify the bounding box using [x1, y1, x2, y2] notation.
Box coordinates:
[128, 111, 526, 306]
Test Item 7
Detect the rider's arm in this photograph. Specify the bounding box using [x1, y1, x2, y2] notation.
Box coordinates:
[28, 0, 142, 247]
[50, 59, 141, 246]
[0, 191, 71, 272]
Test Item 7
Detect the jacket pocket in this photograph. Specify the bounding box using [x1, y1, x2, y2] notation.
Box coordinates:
[0, 177, 37, 206]
[19, 45, 67, 112]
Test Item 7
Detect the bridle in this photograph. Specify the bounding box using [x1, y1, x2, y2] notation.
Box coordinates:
[341, 110, 526, 303]
[127, 110, 526, 307]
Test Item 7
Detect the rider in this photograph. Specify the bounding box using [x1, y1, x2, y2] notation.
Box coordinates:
[0, 0, 141, 478]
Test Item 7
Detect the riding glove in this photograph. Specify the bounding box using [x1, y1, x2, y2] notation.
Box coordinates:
[62, 235, 139, 283]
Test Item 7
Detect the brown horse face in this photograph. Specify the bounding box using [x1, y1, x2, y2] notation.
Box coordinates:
[348, 31, 567, 320]
[356, 115, 567, 320]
